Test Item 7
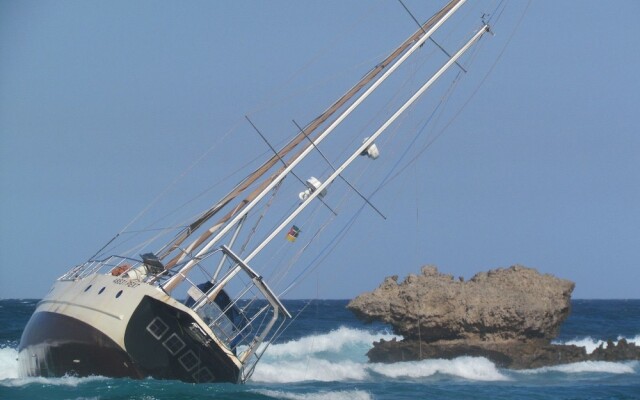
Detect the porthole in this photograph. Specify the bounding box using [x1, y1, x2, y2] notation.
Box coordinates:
[98, 287, 105, 294]
[84, 285, 92, 292]
[116, 290, 123, 298]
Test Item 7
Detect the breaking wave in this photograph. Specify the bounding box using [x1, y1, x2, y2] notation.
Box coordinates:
[553, 334, 640, 354]
[3, 328, 638, 387]
[369, 356, 508, 381]
[255, 389, 373, 400]
[0, 347, 18, 381]
[0, 346, 107, 387]
[517, 360, 638, 375]
[251, 328, 639, 383]
[250, 327, 509, 383]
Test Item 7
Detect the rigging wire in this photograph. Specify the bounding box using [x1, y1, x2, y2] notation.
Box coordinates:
[184, 1, 531, 362]
[278, 0, 532, 297]
[94, 5, 392, 261]
[273, 59, 434, 296]
[398, 0, 467, 73]
[94, 129, 273, 259]
[376, 0, 531, 191]
[244, 2, 384, 118]
[238, 182, 284, 258]
[117, 120, 242, 235]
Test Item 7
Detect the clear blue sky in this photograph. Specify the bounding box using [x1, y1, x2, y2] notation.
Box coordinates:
[1, 0, 639, 299]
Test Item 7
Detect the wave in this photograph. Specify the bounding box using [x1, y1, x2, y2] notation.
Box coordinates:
[0, 347, 18, 380]
[369, 356, 509, 381]
[517, 360, 638, 375]
[255, 389, 372, 400]
[251, 356, 509, 383]
[4, 328, 637, 386]
[1, 375, 106, 388]
[252, 328, 640, 383]
[251, 327, 393, 382]
[553, 334, 640, 354]
[251, 359, 369, 383]
[0, 346, 107, 387]
[250, 327, 508, 383]
[262, 326, 399, 361]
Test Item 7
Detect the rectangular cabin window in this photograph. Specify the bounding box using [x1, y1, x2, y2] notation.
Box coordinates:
[193, 366, 215, 383]
[146, 317, 169, 340]
[162, 333, 186, 355]
[179, 350, 200, 372]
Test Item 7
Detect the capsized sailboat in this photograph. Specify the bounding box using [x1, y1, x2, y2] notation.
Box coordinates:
[19, 0, 494, 383]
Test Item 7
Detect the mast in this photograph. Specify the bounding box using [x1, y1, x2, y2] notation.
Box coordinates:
[159, 0, 466, 268]
[194, 23, 491, 306]
[161, 0, 468, 293]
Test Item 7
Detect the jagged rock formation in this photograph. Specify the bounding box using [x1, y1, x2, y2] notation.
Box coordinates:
[347, 265, 640, 368]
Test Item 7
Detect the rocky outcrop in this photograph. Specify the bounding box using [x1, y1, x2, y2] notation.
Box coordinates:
[348, 265, 574, 342]
[366, 337, 591, 369]
[347, 265, 640, 368]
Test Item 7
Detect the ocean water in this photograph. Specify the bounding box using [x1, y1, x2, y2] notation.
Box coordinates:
[1, 299, 639, 400]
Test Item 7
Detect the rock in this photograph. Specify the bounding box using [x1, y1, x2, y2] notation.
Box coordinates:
[347, 265, 640, 368]
[590, 339, 640, 361]
[365, 337, 640, 368]
[347, 265, 574, 342]
[366, 339, 589, 369]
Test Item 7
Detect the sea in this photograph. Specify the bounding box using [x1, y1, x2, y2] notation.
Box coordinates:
[1, 299, 639, 400]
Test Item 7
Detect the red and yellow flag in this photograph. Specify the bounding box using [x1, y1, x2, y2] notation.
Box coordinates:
[286, 225, 301, 242]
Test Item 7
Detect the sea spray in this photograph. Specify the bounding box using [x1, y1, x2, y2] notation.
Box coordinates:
[369, 356, 509, 381]
[262, 326, 398, 360]
[250, 327, 510, 383]
[251, 327, 396, 382]
[518, 360, 638, 375]
[251, 359, 369, 383]
[553, 334, 640, 354]
[255, 389, 373, 400]
[0, 347, 19, 381]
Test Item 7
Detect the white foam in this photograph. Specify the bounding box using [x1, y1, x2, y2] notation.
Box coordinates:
[554, 334, 640, 354]
[264, 326, 398, 359]
[622, 334, 640, 345]
[520, 360, 636, 375]
[255, 389, 372, 400]
[252, 356, 508, 383]
[558, 337, 606, 354]
[250, 328, 512, 383]
[251, 327, 397, 383]
[369, 356, 509, 381]
[251, 359, 369, 383]
[0, 347, 19, 380]
[0, 346, 107, 387]
[1, 374, 106, 388]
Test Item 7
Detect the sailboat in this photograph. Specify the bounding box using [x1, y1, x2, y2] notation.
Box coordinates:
[18, 0, 494, 383]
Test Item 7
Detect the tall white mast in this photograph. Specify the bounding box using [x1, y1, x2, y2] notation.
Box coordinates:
[246, 24, 491, 263]
[195, 23, 491, 306]
[162, 0, 467, 293]
[159, 0, 467, 268]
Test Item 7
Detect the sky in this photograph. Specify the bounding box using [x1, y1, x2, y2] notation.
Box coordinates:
[1, 0, 639, 300]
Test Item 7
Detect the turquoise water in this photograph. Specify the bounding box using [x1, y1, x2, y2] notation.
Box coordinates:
[1, 299, 639, 399]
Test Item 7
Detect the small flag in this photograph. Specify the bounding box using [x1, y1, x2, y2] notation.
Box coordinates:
[286, 225, 301, 242]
